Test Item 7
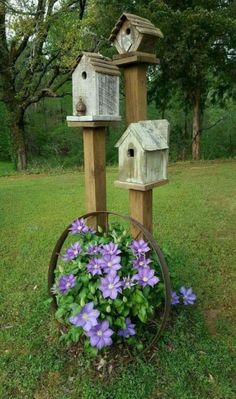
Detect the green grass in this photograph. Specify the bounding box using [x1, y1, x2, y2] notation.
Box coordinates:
[0, 160, 236, 399]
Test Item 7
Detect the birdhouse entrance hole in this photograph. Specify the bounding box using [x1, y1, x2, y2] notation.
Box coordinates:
[126, 28, 131, 35]
[82, 71, 87, 79]
[128, 148, 134, 157]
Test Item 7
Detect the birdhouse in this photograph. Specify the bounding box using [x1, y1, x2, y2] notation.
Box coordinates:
[67, 52, 121, 123]
[115, 120, 169, 190]
[109, 13, 163, 54]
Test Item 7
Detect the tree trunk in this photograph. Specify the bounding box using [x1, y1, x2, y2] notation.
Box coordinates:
[1, 70, 27, 170]
[192, 90, 201, 160]
[10, 110, 27, 171]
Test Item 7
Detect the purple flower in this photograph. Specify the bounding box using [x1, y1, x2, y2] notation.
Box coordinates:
[100, 254, 121, 274]
[133, 255, 152, 269]
[171, 291, 180, 305]
[69, 218, 89, 234]
[62, 242, 81, 261]
[100, 242, 121, 256]
[179, 287, 196, 305]
[131, 240, 150, 257]
[99, 272, 122, 299]
[87, 258, 103, 276]
[58, 274, 76, 294]
[122, 276, 136, 289]
[69, 302, 100, 332]
[87, 244, 101, 256]
[87, 320, 113, 349]
[88, 227, 96, 234]
[133, 267, 159, 287]
[118, 317, 136, 338]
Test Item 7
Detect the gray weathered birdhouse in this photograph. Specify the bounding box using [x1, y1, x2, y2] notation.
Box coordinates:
[67, 52, 121, 122]
[109, 13, 163, 54]
[115, 120, 169, 190]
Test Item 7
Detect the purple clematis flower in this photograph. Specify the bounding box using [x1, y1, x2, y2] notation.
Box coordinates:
[69, 302, 100, 332]
[87, 320, 113, 349]
[122, 275, 136, 289]
[179, 287, 196, 305]
[100, 242, 121, 256]
[99, 272, 122, 299]
[87, 258, 103, 276]
[133, 267, 159, 287]
[171, 291, 180, 305]
[133, 255, 152, 269]
[58, 274, 76, 294]
[87, 244, 101, 256]
[87, 226, 96, 234]
[131, 240, 150, 257]
[118, 317, 136, 338]
[62, 242, 81, 261]
[100, 254, 121, 274]
[69, 218, 89, 234]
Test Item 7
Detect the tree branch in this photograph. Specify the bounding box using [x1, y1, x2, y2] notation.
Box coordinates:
[201, 118, 224, 132]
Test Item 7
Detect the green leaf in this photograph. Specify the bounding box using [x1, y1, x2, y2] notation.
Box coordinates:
[137, 305, 147, 323]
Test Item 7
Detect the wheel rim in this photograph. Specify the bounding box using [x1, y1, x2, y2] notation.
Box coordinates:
[48, 211, 172, 350]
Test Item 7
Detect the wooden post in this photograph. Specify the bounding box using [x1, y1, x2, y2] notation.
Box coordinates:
[83, 127, 106, 230]
[125, 65, 152, 237]
[124, 65, 147, 125]
[67, 120, 119, 231]
[113, 53, 159, 237]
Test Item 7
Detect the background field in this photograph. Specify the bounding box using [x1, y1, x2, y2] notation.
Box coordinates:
[0, 160, 236, 399]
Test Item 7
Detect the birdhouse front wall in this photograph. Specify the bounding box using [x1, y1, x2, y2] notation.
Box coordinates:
[72, 58, 97, 116]
[118, 136, 147, 185]
[115, 20, 139, 53]
[96, 73, 119, 116]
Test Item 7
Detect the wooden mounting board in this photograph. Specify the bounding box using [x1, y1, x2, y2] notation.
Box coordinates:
[112, 51, 159, 66]
[67, 121, 120, 128]
[114, 179, 169, 191]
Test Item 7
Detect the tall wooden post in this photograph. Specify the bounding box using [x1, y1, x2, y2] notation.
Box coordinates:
[67, 120, 118, 231]
[83, 127, 106, 229]
[113, 53, 159, 237]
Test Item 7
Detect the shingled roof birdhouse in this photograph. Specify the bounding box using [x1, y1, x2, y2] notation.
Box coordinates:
[115, 120, 170, 190]
[109, 13, 163, 54]
[67, 52, 121, 123]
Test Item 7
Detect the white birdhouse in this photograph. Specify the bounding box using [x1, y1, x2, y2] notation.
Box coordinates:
[67, 52, 121, 123]
[115, 120, 170, 190]
[109, 13, 163, 54]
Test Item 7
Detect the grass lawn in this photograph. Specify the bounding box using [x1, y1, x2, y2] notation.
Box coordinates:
[0, 160, 235, 399]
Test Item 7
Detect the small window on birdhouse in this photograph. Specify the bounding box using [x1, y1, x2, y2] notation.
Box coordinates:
[82, 71, 87, 79]
[128, 148, 134, 157]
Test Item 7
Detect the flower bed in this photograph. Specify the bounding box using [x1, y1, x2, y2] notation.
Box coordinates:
[50, 215, 196, 355]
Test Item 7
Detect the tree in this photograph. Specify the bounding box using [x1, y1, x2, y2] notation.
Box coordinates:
[144, 0, 236, 159]
[0, 0, 87, 170]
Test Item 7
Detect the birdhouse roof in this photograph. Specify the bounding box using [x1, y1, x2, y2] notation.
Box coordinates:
[73, 52, 120, 76]
[109, 13, 163, 43]
[115, 120, 169, 151]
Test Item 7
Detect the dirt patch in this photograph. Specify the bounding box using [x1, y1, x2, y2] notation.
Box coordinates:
[204, 307, 236, 336]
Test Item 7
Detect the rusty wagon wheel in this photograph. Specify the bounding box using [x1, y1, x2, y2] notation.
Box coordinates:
[48, 211, 172, 352]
